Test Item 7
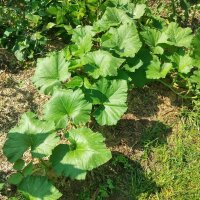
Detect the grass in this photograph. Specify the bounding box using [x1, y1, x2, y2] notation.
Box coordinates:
[130, 101, 200, 200]
[140, 130, 200, 199]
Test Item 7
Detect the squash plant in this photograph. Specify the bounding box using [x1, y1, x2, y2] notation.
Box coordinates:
[3, 0, 200, 199]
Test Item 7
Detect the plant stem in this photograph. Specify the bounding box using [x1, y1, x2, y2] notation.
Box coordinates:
[158, 80, 197, 99]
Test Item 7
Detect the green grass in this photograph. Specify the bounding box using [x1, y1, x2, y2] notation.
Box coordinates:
[140, 130, 200, 199]
[130, 101, 200, 200]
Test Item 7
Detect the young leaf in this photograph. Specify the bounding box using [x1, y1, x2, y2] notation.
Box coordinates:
[83, 50, 125, 79]
[32, 50, 71, 94]
[19, 176, 62, 200]
[44, 89, 92, 129]
[165, 22, 193, 48]
[3, 112, 58, 163]
[71, 26, 95, 56]
[93, 78, 128, 125]
[102, 23, 142, 57]
[50, 128, 112, 180]
[146, 57, 172, 79]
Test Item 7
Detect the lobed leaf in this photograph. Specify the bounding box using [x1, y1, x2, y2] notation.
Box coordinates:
[146, 56, 172, 79]
[19, 176, 62, 200]
[32, 50, 71, 95]
[141, 28, 168, 54]
[71, 26, 95, 56]
[83, 50, 125, 79]
[50, 128, 112, 180]
[164, 22, 193, 48]
[94, 7, 132, 32]
[44, 89, 92, 129]
[3, 112, 58, 163]
[170, 53, 193, 74]
[191, 28, 200, 67]
[93, 78, 128, 125]
[102, 23, 142, 57]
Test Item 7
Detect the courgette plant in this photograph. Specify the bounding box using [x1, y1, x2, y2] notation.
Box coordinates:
[3, 0, 200, 199]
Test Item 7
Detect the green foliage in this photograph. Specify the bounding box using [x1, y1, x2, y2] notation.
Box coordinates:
[93, 78, 128, 125]
[3, 112, 58, 163]
[32, 50, 71, 94]
[83, 50, 125, 78]
[0, 0, 103, 61]
[44, 89, 92, 128]
[3, 0, 200, 199]
[101, 23, 142, 57]
[18, 176, 62, 200]
[50, 128, 112, 180]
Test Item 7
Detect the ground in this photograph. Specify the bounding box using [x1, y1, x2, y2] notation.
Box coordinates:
[0, 67, 199, 199]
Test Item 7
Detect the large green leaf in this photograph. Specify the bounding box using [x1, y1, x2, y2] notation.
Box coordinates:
[72, 26, 95, 43]
[19, 176, 62, 200]
[165, 22, 193, 48]
[141, 28, 168, 54]
[102, 23, 142, 57]
[32, 50, 71, 94]
[3, 112, 58, 163]
[103, 1, 146, 19]
[191, 28, 200, 67]
[71, 26, 95, 56]
[170, 53, 193, 74]
[146, 56, 172, 79]
[93, 78, 128, 125]
[50, 128, 112, 180]
[44, 89, 92, 129]
[83, 50, 125, 79]
[94, 7, 132, 32]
